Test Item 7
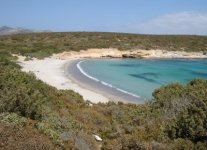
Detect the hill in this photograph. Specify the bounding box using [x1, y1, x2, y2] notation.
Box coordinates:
[0, 26, 35, 35]
[0, 32, 206, 149]
[0, 26, 51, 36]
[0, 32, 207, 58]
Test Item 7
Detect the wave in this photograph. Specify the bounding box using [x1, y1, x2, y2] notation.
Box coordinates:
[76, 60, 140, 99]
[100, 81, 113, 88]
[116, 88, 140, 98]
[77, 61, 99, 82]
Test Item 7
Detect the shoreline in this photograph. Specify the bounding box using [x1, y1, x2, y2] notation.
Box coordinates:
[64, 59, 144, 104]
[17, 56, 109, 103]
[17, 48, 207, 104]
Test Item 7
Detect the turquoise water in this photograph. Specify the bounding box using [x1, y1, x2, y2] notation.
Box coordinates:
[80, 59, 207, 100]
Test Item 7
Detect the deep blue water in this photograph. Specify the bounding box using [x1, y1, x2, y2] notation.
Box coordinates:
[79, 59, 207, 100]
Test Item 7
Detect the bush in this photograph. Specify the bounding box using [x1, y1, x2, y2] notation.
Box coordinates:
[151, 79, 207, 143]
[0, 112, 26, 127]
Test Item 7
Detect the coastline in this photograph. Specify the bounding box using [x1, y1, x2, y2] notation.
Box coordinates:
[17, 48, 207, 104]
[64, 59, 144, 104]
[54, 48, 207, 59]
[17, 56, 109, 103]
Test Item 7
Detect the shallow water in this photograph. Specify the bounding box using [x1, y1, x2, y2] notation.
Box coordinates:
[79, 59, 207, 100]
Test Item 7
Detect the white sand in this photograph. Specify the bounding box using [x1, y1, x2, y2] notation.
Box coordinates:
[17, 56, 109, 103]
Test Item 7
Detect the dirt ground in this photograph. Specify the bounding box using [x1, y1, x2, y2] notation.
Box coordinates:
[0, 122, 60, 150]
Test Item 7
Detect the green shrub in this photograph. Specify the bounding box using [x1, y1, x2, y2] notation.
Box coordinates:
[151, 79, 207, 143]
[0, 112, 26, 127]
[35, 122, 59, 141]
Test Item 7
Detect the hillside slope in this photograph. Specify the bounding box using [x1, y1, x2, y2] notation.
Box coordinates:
[0, 26, 34, 35]
[0, 32, 206, 149]
[0, 32, 207, 58]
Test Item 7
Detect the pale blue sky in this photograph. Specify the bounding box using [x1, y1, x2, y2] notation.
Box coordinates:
[0, 0, 207, 34]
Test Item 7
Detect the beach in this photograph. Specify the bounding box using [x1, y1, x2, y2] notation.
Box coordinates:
[17, 48, 207, 104]
[17, 56, 109, 103]
[65, 59, 144, 103]
[17, 56, 143, 104]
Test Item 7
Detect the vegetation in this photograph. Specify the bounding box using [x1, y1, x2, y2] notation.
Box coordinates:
[0, 32, 207, 58]
[0, 32, 207, 149]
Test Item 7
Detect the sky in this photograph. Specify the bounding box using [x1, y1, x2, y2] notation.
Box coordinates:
[0, 0, 207, 35]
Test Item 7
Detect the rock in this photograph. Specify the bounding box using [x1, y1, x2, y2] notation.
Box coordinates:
[122, 54, 136, 58]
[93, 135, 102, 141]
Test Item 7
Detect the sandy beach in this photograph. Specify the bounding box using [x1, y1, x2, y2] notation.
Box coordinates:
[17, 56, 109, 103]
[17, 48, 207, 104]
[17, 56, 143, 104]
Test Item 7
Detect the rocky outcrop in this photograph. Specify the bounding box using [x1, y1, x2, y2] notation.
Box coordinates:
[53, 48, 207, 59]
[122, 54, 137, 58]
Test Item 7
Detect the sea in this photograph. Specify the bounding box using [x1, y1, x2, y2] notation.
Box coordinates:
[78, 58, 207, 101]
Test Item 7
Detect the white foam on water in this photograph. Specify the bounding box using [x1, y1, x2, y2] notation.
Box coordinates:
[100, 81, 113, 88]
[116, 88, 140, 98]
[77, 60, 140, 99]
[77, 60, 99, 82]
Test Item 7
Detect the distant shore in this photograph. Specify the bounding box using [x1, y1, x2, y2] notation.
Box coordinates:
[53, 48, 207, 59]
[17, 48, 207, 103]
